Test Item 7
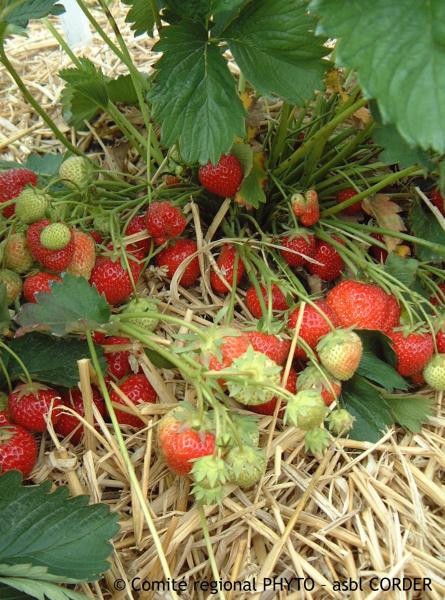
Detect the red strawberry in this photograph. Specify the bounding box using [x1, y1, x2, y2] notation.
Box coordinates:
[411, 372, 425, 385]
[0, 168, 38, 217]
[291, 191, 320, 227]
[89, 255, 142, 305]
[249, 367, 298, 416]
[66, 231, 96, 279]
[369, 233, 388, 262]
[90, 230, 103, 244]
[247, 331, 291, 366]
[4, 232, 33, 274]
[92, 330, 107, 344]
[0, 424, 37, 477]
[326, 279, 389, 330]
[157, 406, 215, 475]
[9, 385, 62, 432]
[103, 336, 132, 380]
[145, 201, 186, 246]
[431, 283, 445, 306]
[210, 244, 245, 294]
[155, 239, 200, 288]
[208, 332, 250, 372]
[436, 330, 445, 353]
[198, 154, 243, 197]
[245, 283, 288, 318]
[55, 386, 105, 444]
[125, 214, 151, 254]
[23, 272, 62, 303]
[110, 373, 157, 427]
[27, 220, 75, 272]
[431, 189, 445, 215]
[337, 187, 362, 215]
[387, 330, 434, 377]
[384, 294, 401, 331]
[288, 300, 337, 359]
[280, 233, 316, 267]
[307, 237, 345, 281]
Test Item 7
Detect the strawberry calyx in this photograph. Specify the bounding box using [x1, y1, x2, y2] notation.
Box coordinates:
[12, 382, 51, 401]
[284, 390, 328, 431]
[191, 454, 226, 504]
[327, 408, 355, 435]
[304, 427, 330, 456]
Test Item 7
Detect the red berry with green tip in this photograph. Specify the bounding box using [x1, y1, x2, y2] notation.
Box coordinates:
[247, 331, 291, 366]
[155, 239, 200, 288]
[210, 244, 245, 294]
[145, 201, 186, 246]
[317, 329, 363, 381]
[199, 154, 243, 198]
[0, 424, 38, 477]
[0, 168, 38, 217]
[249, 367, 298, 416]
[4, 232, 33, 274]
[110, 373, 157, 427]
[27, 219, 75, 272]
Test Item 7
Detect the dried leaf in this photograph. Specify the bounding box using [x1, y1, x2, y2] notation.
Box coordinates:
[362, 194, 405, 252]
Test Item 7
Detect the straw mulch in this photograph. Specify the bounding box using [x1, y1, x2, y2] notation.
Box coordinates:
[1, 4, 444, 599]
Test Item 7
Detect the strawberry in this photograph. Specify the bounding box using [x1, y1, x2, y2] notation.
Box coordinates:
[0, 168, 38, 217]
[307, 237, 345, 281]
[145, 201, 186, 246]
[337, 187, 362, 215]
[245, 283, 288, 318]
[210, 244, 245, 294]
[326, 279, 389, 330]
[317, 329, 363, 381]
[327, 409, 354, 435]
[27, 219, 75, 272]
[280, 233, 316, 267]
[225, 446, 266, 488]
[89, 255, 142, 305]
[199, 154, 243, 197]
[40, 223, 71, 250]
[4, 233, 33, 274]
[297, 364, 341, 406]
[103, 336, 132, 380]
[125, 214, 150, 255]
[247, 331, 291, 365]
[23, 272, 62, 303]
[411, 371, 425, 386]
[430, 283, 445, 307]
[431, 188, 445, 215]
[288, 300, 337, 359]
[59, 156, 91, 189]
[291, 190, 320, 227]
[110, 373, 157, 427]
[66, 231, 96, 279]
[90, 230, 103, 244]
[208, 332, 250, 372]
[55, 386, 105, 444]
[388, 330, 434, 377]
[155, 239, 200, 288]
[0, 424, 37, 477]
[226, 347, 282, 406]
[304, 427, 330, 456]
[369, 233, 388, 262]
[423, 354, 445, 391]
[191, 455, 227, 504]
[9, 385, 62, 432]
[384, 294, 401, 331]
[0, 269, 22, 304]
[436, 329, 445, 353]
[122, 297, 159, 332]
[157, 405, 215, 476]
[249, 367, 298, 416]
[285, 390, 328, 431]
[15, 187, 49, 224]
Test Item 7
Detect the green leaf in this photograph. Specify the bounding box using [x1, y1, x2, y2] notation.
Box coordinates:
[0, 578, 87, 600]
[0, 471, 119, 581]
[311, 0, 445, 153]
[383, 253, 419, 288]
[3, 333, 106, 388]
[60, 87, 99, 130]
[341, 375, 393, 442]
[122, 0, 161, 37]
[224, 0, 328, 105]
[230, 142, 253, 177]
[409, 200, 445, 262]
[16, 274, 111, 336]
[24, 154, 64, 178]
[107, 74, 141, 105]
[374, 123, 432, 170]
[385, 394, 434, 433]
[0, 583, 31, 599]
[3, 0, 65, 28]
[144, 349, 175, 369]
[149, 22, 245, 164]
[356, 330, 408, 391]
[234, 153, 267, 208]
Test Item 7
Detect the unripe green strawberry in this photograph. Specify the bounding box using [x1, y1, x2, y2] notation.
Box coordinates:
[317, 329, 363, 381]
[15, 188, 49, 224]
[225, 346, 282, 406]
[284, 390, 327, 431]
[327, 408, 355, 435]
[423, 354, 445, 391]
[121, 297, 159, 332]
[304, 428, 330, 456]
[93, 214, 111, 234]
[225, 445, 266, 488]
[4, 233, 33, 273]
[0, 269, 22, 304]
[59, 156, 91, 189]
[40, 223, 72, 250]
[191, 454, 226, 504]
[217, 414, 260, 448]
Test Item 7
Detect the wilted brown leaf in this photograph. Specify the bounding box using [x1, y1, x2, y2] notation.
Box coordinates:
[362, 193, 405, 252]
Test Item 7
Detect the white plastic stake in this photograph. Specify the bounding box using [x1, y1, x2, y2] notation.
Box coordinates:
[59, 0, 92, 48]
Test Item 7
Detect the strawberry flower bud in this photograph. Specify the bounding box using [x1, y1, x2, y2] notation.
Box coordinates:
[304, 427, 330, 456]
[225, 446, 266, 488]
[191, 455, 227, 505]
[327, 408, 355, 435]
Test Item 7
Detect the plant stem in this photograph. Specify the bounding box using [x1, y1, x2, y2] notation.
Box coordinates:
[0, 47, 81, 156]
[43, 19, 81, 67]
[270, 103, 291, 166]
